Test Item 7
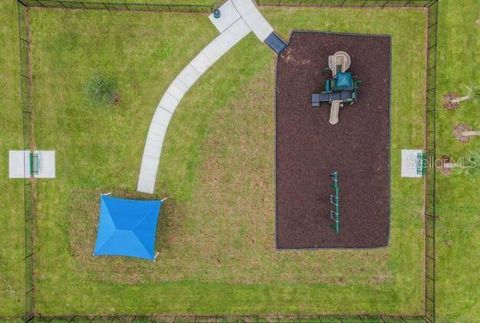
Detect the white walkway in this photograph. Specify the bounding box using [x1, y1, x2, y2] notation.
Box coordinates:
[137, 0, 275, 194]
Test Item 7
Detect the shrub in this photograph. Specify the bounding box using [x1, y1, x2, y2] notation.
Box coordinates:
[85, 73, 119, 106]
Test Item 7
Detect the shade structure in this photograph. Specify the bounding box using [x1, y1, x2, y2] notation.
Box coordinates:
[93, 195, 162, 260]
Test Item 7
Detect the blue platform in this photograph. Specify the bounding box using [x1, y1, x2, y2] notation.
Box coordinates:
[264, 32, 288, 54]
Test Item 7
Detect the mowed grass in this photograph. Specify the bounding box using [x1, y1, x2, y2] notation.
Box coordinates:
[435, 0, 480, 321]
[29, 6, 426, 316]
[0, 0, 26, 317]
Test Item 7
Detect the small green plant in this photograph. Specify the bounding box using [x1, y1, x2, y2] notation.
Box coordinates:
[85, 73, 119, 106]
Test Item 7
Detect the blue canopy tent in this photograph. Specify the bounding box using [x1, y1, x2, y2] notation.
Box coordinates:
[93, 195, 163, 261]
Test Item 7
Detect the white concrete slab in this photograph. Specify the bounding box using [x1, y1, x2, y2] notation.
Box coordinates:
[168, 79, 190, 101]
[137, 156, 159, 193]
[139, 154, 160, 173]
[36, 151, 55, 178]
[401, 149, 424, 178]
[151, 108, 172, 129]
[201, 40, 229, 63]
[9, 150, 55, 179]
[9, 150, 28, 178]
[208, 0, 241, 33]
[158, 92, 179, 114]
[190, 51, 214, 75]
[231, 0, 273, 41]
[241, 7, 273, 41]
[177, 64, 202, 88]
[230, 0, 251, 13]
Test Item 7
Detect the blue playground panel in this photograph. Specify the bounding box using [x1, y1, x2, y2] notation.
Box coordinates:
[264, 32, 288, 54]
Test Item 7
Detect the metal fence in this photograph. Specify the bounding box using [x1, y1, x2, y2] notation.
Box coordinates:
[32, 314, 429, 322]
[256, 0, 436, 7]
[423, 1, 438, 322]
[17, 0, 218, 13]
[17, 2, 36, 322]
[13, 0, 438, 321]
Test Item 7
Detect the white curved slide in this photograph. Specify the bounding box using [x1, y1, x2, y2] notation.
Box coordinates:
[137, 0, 276, 194]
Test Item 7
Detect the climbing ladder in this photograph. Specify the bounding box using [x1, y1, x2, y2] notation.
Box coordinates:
[329, 171, 340, 233]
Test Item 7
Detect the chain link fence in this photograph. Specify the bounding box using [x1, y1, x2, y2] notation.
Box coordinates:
[423, 1, 438, 322]
[17, 2, 36, 321]
[13, 0, 438, 321]
[256, 0, 435, 7]
[18, 0, 218, 13]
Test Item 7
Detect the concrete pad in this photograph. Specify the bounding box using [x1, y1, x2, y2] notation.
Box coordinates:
[202, 19, 250, 62]
[231, 0, 252, 13]
[229, 18, 251, 39]
[137, 160, 158, 193]
[239, 6, 273, 41]
[231, 0, 273, 41]
[148, 112, 172, 136]
[9, 150, 55, 179]
[401, 149, 424, 178]
[158, 92, 179, 114]
[9, 151, 28, 178]
[177, 64, 202, 88]
[144, 137, 164, 159]
[190, 52, 214, 75]
[202, 39, 229, 63]
[35, 151, 56, 178]
[168, 79, 190, 101]
[147, 127, 168, 147]
[208, 0, 241, 33]
[221, 19, 250, 48]
[152, 113, 172, 133]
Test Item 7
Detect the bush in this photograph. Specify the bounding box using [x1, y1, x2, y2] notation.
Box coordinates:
[85, 73, 119, 106]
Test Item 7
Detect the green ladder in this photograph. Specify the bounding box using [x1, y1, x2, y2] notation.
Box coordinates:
[329, 171, 340, 234]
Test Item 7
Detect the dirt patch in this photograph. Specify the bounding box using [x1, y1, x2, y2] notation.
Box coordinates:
[276, 32, 391, 248]
[438, 155, 454, 176]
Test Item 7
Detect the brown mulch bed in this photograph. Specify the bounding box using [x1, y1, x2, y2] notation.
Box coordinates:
[275, 32, 391, 249]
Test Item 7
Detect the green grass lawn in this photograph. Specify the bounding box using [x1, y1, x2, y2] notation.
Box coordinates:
[27, 5, 426, 316]
[435, 0, 480, 321]
[0, 0, 26, 317]
[0, 0, 478, 320]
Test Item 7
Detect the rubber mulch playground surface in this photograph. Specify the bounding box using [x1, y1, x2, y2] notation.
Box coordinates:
[276, 32, 391, 249]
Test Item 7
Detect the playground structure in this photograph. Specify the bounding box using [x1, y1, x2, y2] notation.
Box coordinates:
[311, 51, 359, 125]
[329, 171, 340, 234]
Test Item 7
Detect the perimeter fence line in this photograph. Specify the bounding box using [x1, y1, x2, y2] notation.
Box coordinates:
[13, 0, 438, 321]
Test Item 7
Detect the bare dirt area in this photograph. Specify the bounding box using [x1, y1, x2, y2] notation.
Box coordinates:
[276, 32, 391, 249]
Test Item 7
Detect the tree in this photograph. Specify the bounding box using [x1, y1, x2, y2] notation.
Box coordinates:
[453, 123, 480, 142]
[443, 85, 480, 109]
[450, 85, 480, 104]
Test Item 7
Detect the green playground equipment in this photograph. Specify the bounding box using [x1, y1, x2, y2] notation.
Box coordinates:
[29, 153, 40, 176]
[329, 171, 340, 233]
[311, 51, 360, 125]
